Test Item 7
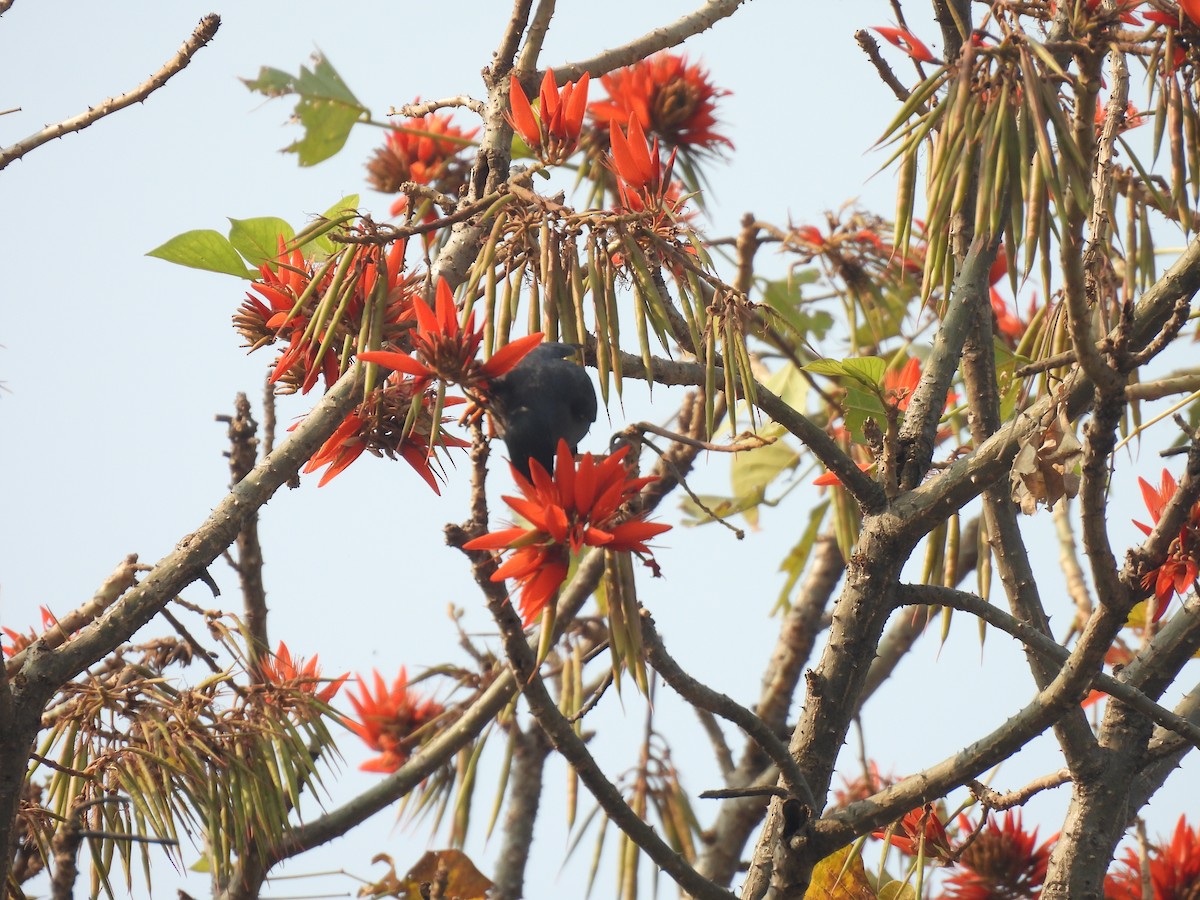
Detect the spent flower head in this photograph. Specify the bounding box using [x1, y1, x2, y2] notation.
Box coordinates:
[257, 641, 347, 708]
[366, 110, 478, 197]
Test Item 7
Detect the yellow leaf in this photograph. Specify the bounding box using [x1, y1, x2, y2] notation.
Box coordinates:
[403, 849, 493, 900]
[805, 844, 877, 899]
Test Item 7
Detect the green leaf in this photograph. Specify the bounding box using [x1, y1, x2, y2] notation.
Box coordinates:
[288, 100, 365, 166]
[844, 383, 887, 440]
[146, 230, 258, 279]
[803, 359, 851, 378]
[228, 217, 295, 269]
[303, 194, 361, 256]
[879, 880, 918, 900]
[803, 356, 887, 391]
[320, 193, 359, 221]
[775, 500, 830, 610]
[240, 66, 295, 97]
[730, 433, 800, 528]
[760, 275, 832, 341]
[763, 362, 809, 412]
[241, 52, 369, 166]
[841, 356, 887, 387]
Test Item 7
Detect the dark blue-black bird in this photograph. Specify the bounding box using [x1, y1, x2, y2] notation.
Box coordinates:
[488, 342, 597, 477]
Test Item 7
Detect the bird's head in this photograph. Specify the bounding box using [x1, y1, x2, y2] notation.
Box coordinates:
[525, 342, 584, 364]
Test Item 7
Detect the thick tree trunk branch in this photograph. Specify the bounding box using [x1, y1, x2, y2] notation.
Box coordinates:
[491, 725, 551, 900]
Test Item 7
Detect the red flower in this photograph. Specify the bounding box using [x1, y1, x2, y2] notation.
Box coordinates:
[1136, 469, 1180, 531]
[366, 111, 478, 195]
[258, 641, 347, 706]
[463, 441, 671, 624]
[235, 239, 415, 395]
[1, 606, 57, 658]
[235, 240, 335, 394]
[1107, 815, 1200, 899]
[885, 358, 922, 412]
[944, 811, 1055, 900]
[989, 245, 1010, 287]
[872, 26, 938, 64]
[990, 287, 1028, 345]
[608, 117, 686, 218]
[873, 803, 955, 863]
[884, 357, 958, 413]
[358, 278, 543, 394]
[1133, 469, 1200, 619]
[302, 374, 469, 492]
[345, 668, 444, 774]
[831, 761, 895, 808]
[1095, 97, 1145, 134]
[509, 68, 590, 163]
[813, 461, 873, 487]
[588, 52, 731, 153]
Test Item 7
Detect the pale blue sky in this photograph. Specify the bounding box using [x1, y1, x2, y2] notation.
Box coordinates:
[2, 2, 1194, 897]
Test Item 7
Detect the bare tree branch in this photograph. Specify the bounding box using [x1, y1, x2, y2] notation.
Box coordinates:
[554, 0, 751, 81]
[642, 612, 815, 808]
[0, 14, 220, 171]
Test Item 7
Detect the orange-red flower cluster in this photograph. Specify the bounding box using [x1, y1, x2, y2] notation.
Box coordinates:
[302, 374, 469, 492]
[1144, 1, 1200, 27]
[1107, 815, 1200, 899]
[358, 278, 543, 394]
[366, 110, 479, 214]
[944, 811, 1055, 900]
[813, 460, 873, 488]
[872, 25, 938, 64]
[873, 803, 956, 863]
[1134, 469, 1200, 618]
[588, 52, 731, 153]
[1, 606, 57, 658]
[989, 288, 1030, 345]
[830, 761, 895, 808]
[885, 357, 958, 413]
[463, 441, 671, 624]
[234, 239, 416, 394]
[346, 668, 444, 774]
[1094, 96, 1146, 134]
[509, 69, 590, 164]
[258, 641, 347, 707]
[608, 118, 685, 219]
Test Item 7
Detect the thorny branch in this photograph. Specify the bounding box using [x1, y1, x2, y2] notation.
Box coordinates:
[0, 14, 220, 170]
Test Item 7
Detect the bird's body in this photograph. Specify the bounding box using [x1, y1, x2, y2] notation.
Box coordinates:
[488, 342, 597, 477]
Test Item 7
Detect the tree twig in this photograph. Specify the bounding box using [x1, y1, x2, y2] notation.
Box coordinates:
[0, 14, 221, 170]
[553, 0, 750, 81]
[642, 613, 815, 809]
